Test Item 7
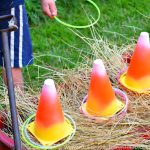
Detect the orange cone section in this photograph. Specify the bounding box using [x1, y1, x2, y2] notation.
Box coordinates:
[120, 32, 150, 92]
[35, 79, 64, 129]
[82, 59, 124, 117]
[27, 79, 73, 146]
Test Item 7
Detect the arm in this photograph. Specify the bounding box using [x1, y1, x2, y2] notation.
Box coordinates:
[40, 0, 57, 19]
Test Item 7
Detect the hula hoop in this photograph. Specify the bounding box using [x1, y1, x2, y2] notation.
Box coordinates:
[54, 0, 100, 28]
[80, 87, 129, 122]
[22, 113, 76, 149]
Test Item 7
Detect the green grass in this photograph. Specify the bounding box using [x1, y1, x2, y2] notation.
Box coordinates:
[23, 0, 150, 87]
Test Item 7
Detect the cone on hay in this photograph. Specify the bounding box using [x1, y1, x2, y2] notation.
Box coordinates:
[81, 59, 125, 120]
[119, 32, 150, 93]
[27, 79, 73, 146]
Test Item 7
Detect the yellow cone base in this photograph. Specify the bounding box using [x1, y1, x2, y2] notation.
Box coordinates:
[120, 72, 150, 93]
[27, 118, 73, 146]
[82, 98, 125, 118]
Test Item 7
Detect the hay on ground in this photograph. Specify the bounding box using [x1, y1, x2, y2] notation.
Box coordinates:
[0, 36, 150, 150]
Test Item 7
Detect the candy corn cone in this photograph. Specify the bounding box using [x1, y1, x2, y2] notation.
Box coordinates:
[119, 32, 150, 92]
[81, 59, 124, 118]
[27, 79, 73, 146]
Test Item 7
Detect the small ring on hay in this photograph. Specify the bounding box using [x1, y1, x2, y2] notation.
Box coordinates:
[117, 67, 150, 94]
[54, 0, 100, 29]
[21, 113, 76, 149]
[80, 87, 128, 123]
[111, 146, 135, 150]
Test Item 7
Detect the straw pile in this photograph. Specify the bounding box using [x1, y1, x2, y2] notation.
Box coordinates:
[0, 32, 150, 150]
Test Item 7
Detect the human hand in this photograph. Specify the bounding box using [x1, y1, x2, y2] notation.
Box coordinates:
[40, 0, 57, 19]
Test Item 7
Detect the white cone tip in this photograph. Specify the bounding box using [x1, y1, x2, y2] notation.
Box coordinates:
[93, 59, 106, 75]
[93, 59, 105, 68]
[140, 32, 149, 37]
[44, 79, 55, 86]
[138, 32, 149, 45]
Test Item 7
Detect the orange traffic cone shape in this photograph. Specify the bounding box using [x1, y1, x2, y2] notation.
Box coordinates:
[27, 79, 73, 146]
[81, 59, 124, 117]
[119, 32, 150, 92]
